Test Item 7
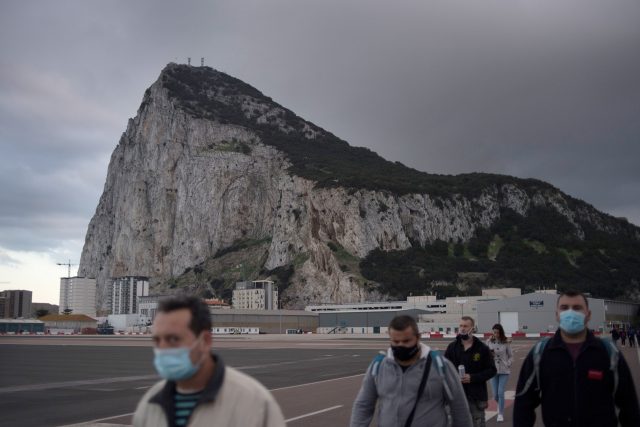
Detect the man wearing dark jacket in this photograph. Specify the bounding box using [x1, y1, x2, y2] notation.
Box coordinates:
[513, 290, 640, 427]
[445, 316, 497, 427]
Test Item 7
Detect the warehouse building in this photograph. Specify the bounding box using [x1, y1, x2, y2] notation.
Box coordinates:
[209, 308, 317, 334]
[476, 292, 640, 334]
[311, 289, 522, 334]
[317, 308, 431, 334]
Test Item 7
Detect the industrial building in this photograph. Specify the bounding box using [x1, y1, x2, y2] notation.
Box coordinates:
[59, 277, 96, 317]
[317, 308, 431, 334]
[110, 276, 149, 315]
[476, 292, 640, 334]
[310, 288, 522, 334]
[232, 280, 278, 310]
[307, 296, 436, 313]
[209, 308, 317, 334]
[107, 313, 150, 332]
[0, 290, 33, 318]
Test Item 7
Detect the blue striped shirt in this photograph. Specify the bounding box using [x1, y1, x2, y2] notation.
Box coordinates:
[173, 391, 201, 426]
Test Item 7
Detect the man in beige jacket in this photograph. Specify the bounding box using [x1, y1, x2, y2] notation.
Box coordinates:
[133, 295, 285, 427]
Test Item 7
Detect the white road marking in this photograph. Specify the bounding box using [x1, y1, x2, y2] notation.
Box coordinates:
[233, 354, 350, 370]
[58, 412, 134, 426]
[285, 405, 343, 423]
[270, 373, 365, 392]
[0, 375, 158, 394]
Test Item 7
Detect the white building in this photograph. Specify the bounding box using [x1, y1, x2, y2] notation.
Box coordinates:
[137, 294, 167, 323]
[477, 292, 640, 334]
[110, 276, 149, 315]
[59, 277, 96, 317]
[107, 313, 150, 331]
[232, 280, 278, 310]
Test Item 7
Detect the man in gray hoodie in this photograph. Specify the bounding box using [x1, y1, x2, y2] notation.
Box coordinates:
[350, 315, 473, 427]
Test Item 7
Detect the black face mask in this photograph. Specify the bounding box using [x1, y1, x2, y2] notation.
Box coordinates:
[391, 344, 420, 361]
[458, 333, 470, 341]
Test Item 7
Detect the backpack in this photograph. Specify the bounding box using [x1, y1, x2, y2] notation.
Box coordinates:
[516, 336, 619, 398]
[370, 349, 454, 401]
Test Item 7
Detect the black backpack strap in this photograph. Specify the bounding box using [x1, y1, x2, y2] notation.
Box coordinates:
[405, 354, 433, 427]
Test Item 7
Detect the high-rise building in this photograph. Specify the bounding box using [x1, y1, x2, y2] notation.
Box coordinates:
[232, 280, 278, 310]
[110, 276, 149, 315]
[59, 277, 96, 317]
[0, 290, 33, 318]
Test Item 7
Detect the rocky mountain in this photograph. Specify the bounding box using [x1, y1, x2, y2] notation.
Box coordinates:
[79, 64, 640, 311]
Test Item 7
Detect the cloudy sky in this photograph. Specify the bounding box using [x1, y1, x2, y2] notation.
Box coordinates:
[1, 0, 639, 304]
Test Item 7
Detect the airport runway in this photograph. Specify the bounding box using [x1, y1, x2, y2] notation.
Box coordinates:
[1, 335, 639, 427]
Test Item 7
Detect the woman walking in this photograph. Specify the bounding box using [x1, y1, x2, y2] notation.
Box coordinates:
[486, 323, 513, 422]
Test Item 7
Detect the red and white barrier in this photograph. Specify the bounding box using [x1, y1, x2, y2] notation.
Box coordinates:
[422, 332, 571, 339]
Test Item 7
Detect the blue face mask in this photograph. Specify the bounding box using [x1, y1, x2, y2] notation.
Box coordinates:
[153, 338, 202, 381]
[559, 309, 586, 335]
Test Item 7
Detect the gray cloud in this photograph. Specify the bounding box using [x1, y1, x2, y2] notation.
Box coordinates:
[0, 250, 20, 267]
[1, 0, 639, 255]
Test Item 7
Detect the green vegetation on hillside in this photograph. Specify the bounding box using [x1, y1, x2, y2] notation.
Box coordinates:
[160, 238, 287, 302]
[360, 207, 640, 300]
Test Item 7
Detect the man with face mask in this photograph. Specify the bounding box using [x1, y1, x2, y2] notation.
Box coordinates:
[350, 315, 472, 427]
[513, 290, 640, 427]
[133, 295, 285, 427]
[444, 316, 497, 427]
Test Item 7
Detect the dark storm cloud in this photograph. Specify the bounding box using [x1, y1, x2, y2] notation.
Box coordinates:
[1, 0, 639, 254]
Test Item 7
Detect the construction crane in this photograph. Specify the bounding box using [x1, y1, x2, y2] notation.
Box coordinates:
[56, 260, 78, 278]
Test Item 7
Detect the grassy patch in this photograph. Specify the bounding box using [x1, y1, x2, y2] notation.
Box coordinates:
[209, 138, 251, 155]
[523, 239, 548, 254]
[558, 248, 582, 267]
[292, 252, 310, 268]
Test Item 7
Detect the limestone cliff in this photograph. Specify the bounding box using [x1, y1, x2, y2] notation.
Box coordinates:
[79, 64, 640, 309]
